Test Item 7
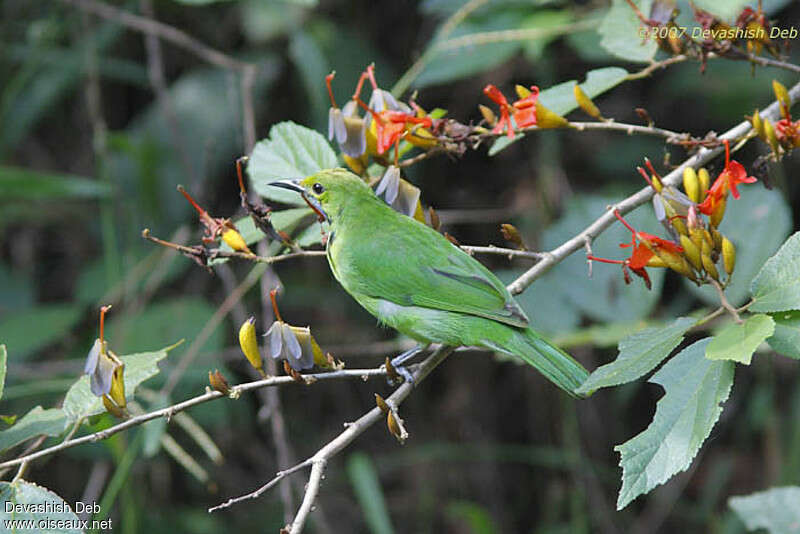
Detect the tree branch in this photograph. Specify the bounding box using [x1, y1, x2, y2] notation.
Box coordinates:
[0, 367, 391, 471]
[506, 78, 800, 295]
[209, 346, 454, 533]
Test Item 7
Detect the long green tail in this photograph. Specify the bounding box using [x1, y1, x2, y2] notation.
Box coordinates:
[485, 327, 590, 398]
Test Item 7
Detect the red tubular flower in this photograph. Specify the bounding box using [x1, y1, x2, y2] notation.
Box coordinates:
[511, 86, 539, 129]
[775, 118, 800, 148]
[697, 140, 757, 214]
[483, 84, 513, 139]
[586, 210, 683, 290]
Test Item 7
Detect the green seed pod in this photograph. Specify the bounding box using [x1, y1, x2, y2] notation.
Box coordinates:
[722, 236, 736, 276]
[683, 167, 701, 203]
[764, 118, 780, 155]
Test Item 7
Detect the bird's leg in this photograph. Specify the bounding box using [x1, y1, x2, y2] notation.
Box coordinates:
[389, 344, 429, 385]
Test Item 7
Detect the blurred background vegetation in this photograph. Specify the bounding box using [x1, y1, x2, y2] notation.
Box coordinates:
[1, 0, 800, 532]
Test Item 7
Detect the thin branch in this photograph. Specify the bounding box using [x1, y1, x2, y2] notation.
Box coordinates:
[460, 245, 546, 261]
[0, 367, 390, 471]
[506, 78, 800, 295]
[625, 54, 689, 81]
[209, 346, 454, 534]
[708, 278, 743, 323]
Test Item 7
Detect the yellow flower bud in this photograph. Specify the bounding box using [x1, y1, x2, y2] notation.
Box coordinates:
[680, 235, 702, 271]
[698, 168, 711, 198]
[700, 237, 719, 281]
[573, 84, 602, 120]
[222, 228, 252, 254]
[763, 118, 780, 155]
[386, 411, 408, 443]
[683, 167, 701, 203]
[515, 84, 532, 99]
[239, 316, 264, 376]
[343, 154, 367, 175]
[710, 228, 723, 253]
[773, 80, 791, 119]
[102, 395, 126, 418]
[535, 103, 569, 129]
[751, 109, 765, 141]
[479, 104, 497, 127]
[710, 196, 726, 228]
[108, 363, 126, 409]
[722, 237, 736, 276]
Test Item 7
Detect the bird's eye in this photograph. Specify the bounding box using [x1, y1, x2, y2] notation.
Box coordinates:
[312, 183, 325, 195]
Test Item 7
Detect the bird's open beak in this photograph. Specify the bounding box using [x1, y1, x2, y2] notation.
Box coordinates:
[269, 179, 329, 223]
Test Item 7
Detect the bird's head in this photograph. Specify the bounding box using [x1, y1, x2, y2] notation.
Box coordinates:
[269, 168, 372, 223]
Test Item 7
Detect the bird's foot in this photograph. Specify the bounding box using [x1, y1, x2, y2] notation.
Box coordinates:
[387, 345, 427, 386]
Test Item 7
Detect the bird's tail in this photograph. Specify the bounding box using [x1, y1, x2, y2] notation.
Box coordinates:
[485, 327, 590, 398]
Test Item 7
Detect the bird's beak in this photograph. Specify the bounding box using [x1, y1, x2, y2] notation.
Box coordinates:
[268, 179, 305, 194]
[268, 179, 329, 223]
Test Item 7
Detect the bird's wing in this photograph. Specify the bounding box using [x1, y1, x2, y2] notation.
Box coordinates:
[333, 214, 529, 328]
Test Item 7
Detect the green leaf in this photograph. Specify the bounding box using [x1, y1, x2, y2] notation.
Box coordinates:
[489, 67, 628, 155]
[413, 13, 521, 89]
[599, 0, 657, 62]
[248, 121, 338, 206]
[0, 480, 82, 533]
[750, 232, 800, 313]
[0, 406, 67, 453]
[576, 317, 696, 394]
[729, 486, 800, 533]
[0, 165, 110, 201]
[62, 343, 178, 422]
[684, 187, 792, 307]
[615, 338, 734, 509]
[767, 310, 800, 360]
[347, 453, 394, 534]
[0, 345, 6, 401]
[706, 314, 775, 365]
[0, 304, 83, 360]
[541, 195, 665, 323]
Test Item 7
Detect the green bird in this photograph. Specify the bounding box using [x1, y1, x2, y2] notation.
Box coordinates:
[271, 169, 589, 397]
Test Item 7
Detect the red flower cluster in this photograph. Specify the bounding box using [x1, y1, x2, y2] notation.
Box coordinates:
[697, 140, 757, 216]
[482, 84, 540, 139]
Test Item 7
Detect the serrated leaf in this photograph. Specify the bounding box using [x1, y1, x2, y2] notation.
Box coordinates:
[729, 486, 800, 533]
[0, 165, 110, 201]
[0, 304, 83, 360]
[0, 480, 82, 533]
[750, 232, 800, 313]
[490, 67, 628, 155]
[576, 317, 696, 394]
[706, 314, 775, 365]
[62, 343, 178, 422]
[599, 0, 657, 62]
[541, 195, 665, 323]
[0, 406, 67, 453]
[766, 310, 800, 360]
[615, 338, 734, 509]
[0, 345, 6, 401]
[248, 121, 338, 206]
[685, 187, 792, 307]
